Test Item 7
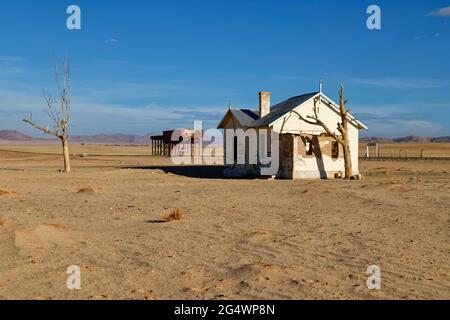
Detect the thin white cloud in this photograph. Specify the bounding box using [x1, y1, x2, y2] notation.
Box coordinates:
[415, 33, 441, 40]
[105, 38, 119, 43]
[1, 77, 448, 136]
[352, 102, 448, 137]
[0, 56, 24, 64]
[429, 6, 450, 17]
[81, 82, 183, 96]
[361, 119, 443, 137]
[0, 56, 26, 75]
[0, 84, 224, 135]
[351, 77, 449, 89]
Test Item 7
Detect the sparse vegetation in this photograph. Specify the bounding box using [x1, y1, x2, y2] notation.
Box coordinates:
[0, 189, 19, 196]
[163, 208, 184, 222]
[43, 223, 66, 230]
[77, 187, 100, 194]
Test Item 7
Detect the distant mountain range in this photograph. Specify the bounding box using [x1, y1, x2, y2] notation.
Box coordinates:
[0, 130, 40, 141]
[70, 134, 150, 144]
[360, 135, 450, 143]
[1, 130, 449, 144]
[0, 130, 150, 144]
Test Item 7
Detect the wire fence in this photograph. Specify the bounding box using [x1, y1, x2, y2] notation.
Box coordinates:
[359, 145, 450, 159]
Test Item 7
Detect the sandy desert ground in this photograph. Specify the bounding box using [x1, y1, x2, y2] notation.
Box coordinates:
[0, 145, 449, 300]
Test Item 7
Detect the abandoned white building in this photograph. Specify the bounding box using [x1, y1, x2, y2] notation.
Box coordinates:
[217, 89, 368, 179]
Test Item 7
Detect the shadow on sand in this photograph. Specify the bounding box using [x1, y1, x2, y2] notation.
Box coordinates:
[122, 165, 226, 179]
[146, 219, 168, 224]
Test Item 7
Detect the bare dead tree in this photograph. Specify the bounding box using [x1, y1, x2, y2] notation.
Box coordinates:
[291, 85, 353, 179]
[23, 59, 72, 173]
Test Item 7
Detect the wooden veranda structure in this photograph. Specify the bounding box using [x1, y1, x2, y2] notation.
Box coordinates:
[150, 129, 203, 157]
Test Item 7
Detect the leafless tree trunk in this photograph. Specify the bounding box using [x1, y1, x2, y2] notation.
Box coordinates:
[291, 85, 353, 179]
[23, 58, 72, 173]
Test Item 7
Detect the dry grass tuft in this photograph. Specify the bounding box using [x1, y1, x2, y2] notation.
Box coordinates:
[247, 228, 267, 237]
[77, 187, 101, 194]
[43, 223, 66, 230]
[163, 208, 184, 222]
[0, 189, 19, 197]
[388, 180, 406, 188]
[138, 289, 154, 300]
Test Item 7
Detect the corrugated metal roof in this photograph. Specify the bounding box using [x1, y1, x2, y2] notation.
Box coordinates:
[251, 92, 318, 127]
[231, 109, 259, 127]
[241, 109, 259, 120]
[217, 109, 259, 129]
[217, 92, 368, 130]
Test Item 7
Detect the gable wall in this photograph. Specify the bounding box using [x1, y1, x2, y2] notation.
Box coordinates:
[271, 97, 360, 176]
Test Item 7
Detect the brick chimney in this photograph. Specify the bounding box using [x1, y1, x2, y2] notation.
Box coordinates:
[259, 91, 271, 118]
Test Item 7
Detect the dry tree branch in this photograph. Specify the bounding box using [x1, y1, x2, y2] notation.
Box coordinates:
[43, 91, 61, 133]
[22, 116, 59, 137]
[290, 98, 344, 145]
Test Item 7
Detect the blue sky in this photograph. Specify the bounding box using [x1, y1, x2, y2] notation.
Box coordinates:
[0, 0, 449, 137]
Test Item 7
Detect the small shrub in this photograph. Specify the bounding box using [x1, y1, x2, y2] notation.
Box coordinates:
[77, 187, 100, 194]
[163, 208, 184, 222]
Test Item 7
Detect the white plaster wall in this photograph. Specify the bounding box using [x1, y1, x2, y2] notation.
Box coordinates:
[294, 144, 344, 178]
[221, 115, 258, 173]
[349, 125, 360, 175]
[272, 96, 360, 176]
